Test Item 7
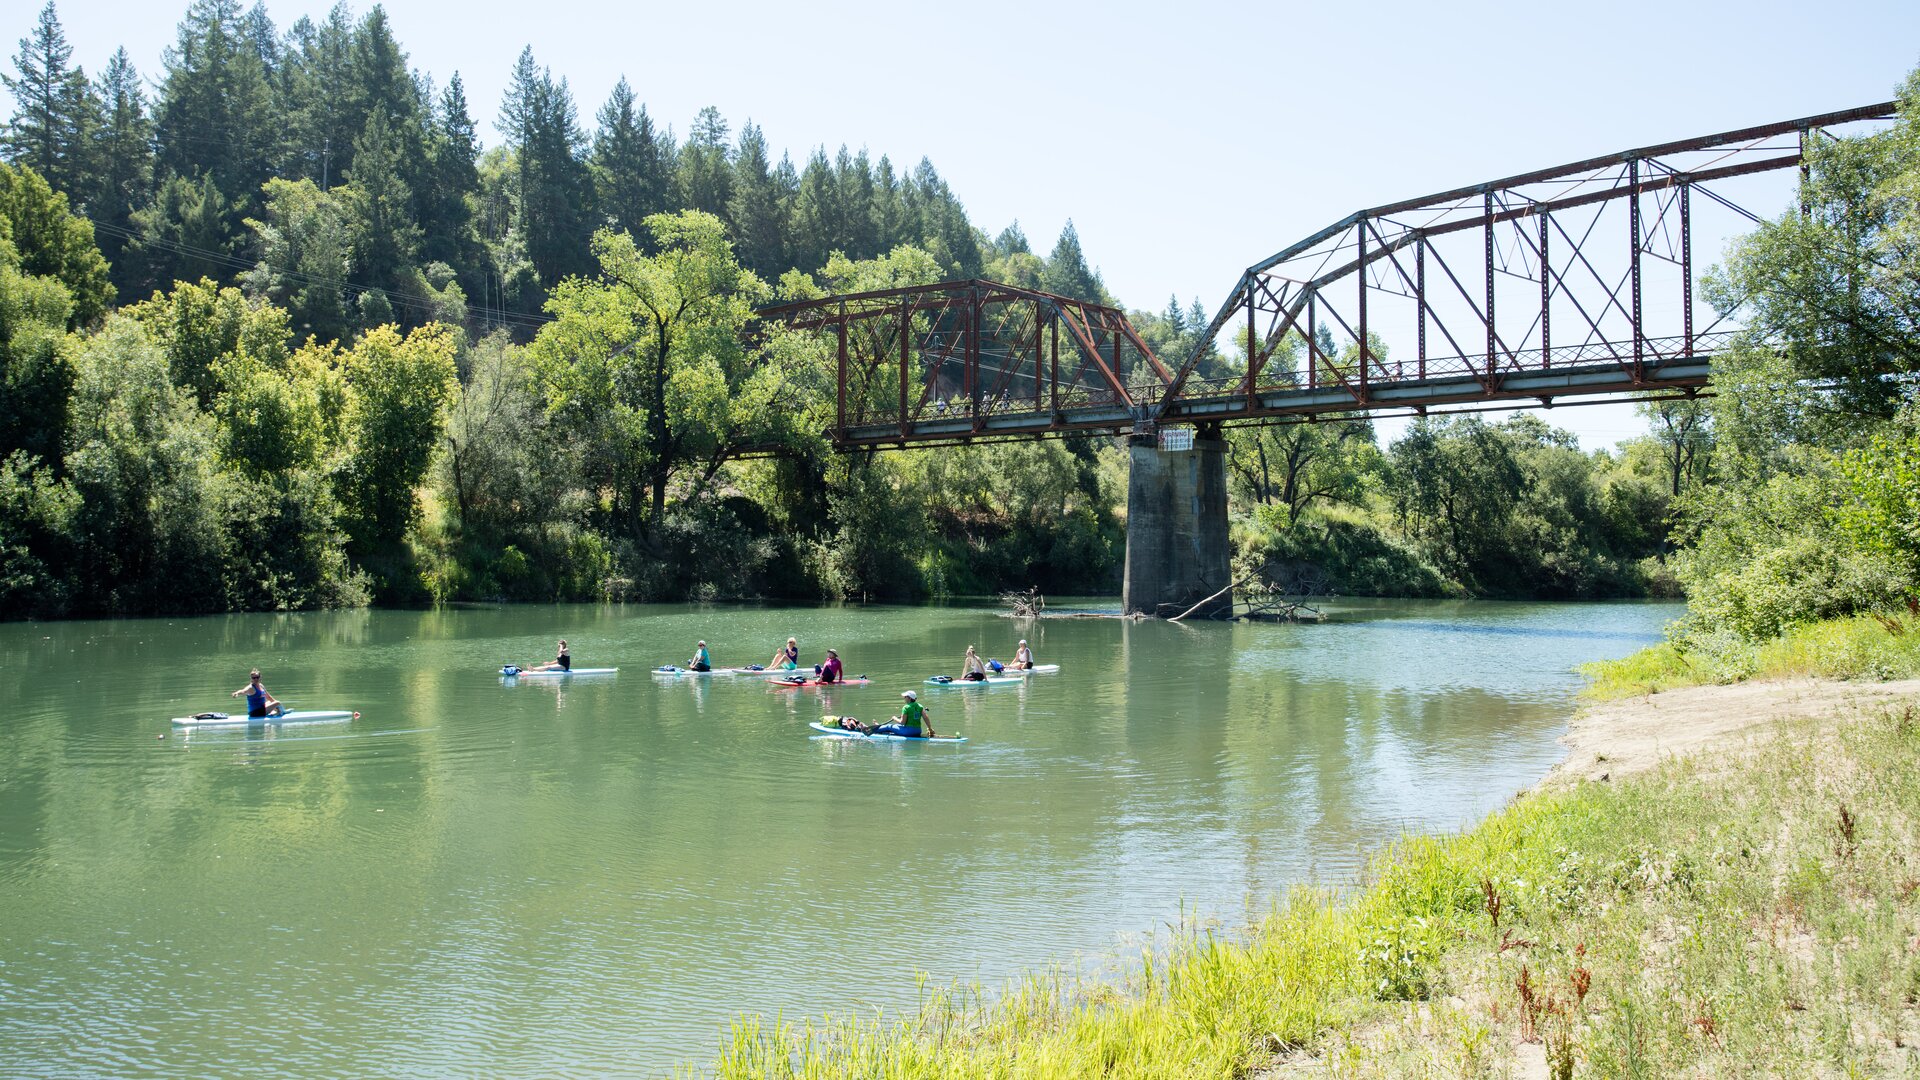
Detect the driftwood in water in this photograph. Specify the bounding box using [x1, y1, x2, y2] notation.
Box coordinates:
[999, 587, 1046, 618]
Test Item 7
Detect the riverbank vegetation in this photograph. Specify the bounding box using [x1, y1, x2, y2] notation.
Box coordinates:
[0, 0, 1695, 619]
[1582, 65, 1920, 692]
[694, 694, 1920, 1077]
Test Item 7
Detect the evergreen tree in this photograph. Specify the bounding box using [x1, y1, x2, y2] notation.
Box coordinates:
[343, 108, 419, 301]
[994, 221, 1030, 257]
[677, 105, 732, 220]
[419, 72, 486, 291]
[788, 147, 840, 272]
[872, 154, 904, 251]
[89, 48, 153, 286]
[497, 46, 591, 286]
[278, 6, 354, 187]
[126, 171, 238, 296]
[154, 0, 277, 214]
[1042, 219, 1102, 302]
[591, 77, 653, 236]
[2, 2, 96, 201]
[726, 121, 785, 275]
[838, 147, 878, 259]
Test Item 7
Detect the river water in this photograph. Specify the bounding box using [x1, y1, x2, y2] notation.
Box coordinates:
[0, 598, 1675, 1076]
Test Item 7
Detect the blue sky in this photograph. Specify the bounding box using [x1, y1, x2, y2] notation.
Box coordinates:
[16, 0, 1920, 448]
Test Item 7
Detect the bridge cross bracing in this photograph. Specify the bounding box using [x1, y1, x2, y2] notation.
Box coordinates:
[758, 102, 1899, 451]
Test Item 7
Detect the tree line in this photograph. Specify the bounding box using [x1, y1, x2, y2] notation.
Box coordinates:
[10, 0, 1878, 623]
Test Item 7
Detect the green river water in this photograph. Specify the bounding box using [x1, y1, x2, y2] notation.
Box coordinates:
[0, 598, 1677, 1076]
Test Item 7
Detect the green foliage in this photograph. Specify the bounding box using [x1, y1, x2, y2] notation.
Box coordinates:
[336, 323, 457, 564]
[1833, 410, 1920, 578]
[1674, 449, 1913, 643]
[0, 228, 76, 466]
[0, 161, 112, 325]
[127, 277, 291, 407]
[530, 212, 771, 540]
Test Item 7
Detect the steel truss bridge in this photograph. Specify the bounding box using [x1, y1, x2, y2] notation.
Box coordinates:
[757, 102, 1898, 450]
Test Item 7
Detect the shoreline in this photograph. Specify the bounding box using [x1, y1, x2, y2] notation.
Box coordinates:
[1539, 675, 1920, 790]
[702, 675, 1920, 1077]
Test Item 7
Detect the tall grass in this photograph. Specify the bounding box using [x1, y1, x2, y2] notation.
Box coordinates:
[690, 700, 1920, 1077]
[1581, 610, 1920, 700]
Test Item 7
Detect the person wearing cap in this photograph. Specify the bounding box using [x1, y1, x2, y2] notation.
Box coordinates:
[689, 641, 712, 672]
[871, 690, 934, 738]
[1010, 639, 1035, 670]
[816, 648, 843, 684]
[769, 637, 800, 671]
[230, 669, 283, 718]
[960, 644, 987, 681]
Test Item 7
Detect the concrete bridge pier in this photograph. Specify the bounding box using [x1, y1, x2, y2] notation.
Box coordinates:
[1122, 424, 1232, 617]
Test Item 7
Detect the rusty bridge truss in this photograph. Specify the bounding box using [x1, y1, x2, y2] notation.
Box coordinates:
[758, 102, 1899, 450]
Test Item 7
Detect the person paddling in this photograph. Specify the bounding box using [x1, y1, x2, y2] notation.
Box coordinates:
[870, 690, 935, 738]
[527, 640, 571, 672]
[230, 670, 283, 718]
[960, 645, 987, 681]
[689, 640, 712, 672]
[1010, 639, 1035, 670]
[770, 637, 800, 671]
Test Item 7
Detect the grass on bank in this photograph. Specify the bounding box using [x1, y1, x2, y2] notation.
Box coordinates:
[691, 701, 1920, 1078]
[1580, 609, 1920, 700]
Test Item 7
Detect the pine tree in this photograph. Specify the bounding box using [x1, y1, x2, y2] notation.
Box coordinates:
[873, 154, 904, 250]
[788, 147, 839, 272]
[278, 6, 354, 187]
[419, 72, 486, 290]
[497, 46, 591, 286]
[727, 121, 785, 275]
[839, 147, 878, 259]
[154, 0, 276, 213]
[89, 48, 153, 288]
[343, 108, 420, 301]
[2, 1, 96, 200]
[1042, 220, 1102, 302]
[677, 105, 732, 221]
[591, 77, 652, 236]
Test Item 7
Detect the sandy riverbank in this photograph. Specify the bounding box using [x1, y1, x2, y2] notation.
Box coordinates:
[1540, 676, 1920, 789]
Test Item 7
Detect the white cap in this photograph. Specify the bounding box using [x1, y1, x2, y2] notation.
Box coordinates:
[697, 640, 706, 646]
[902, 690, 916, 700]
[1018, 639, 1027, 645]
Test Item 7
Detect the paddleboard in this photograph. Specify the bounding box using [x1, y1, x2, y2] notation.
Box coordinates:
[1009, 664, 1060, 674]
[501, 666, 618, 676]
[809, 720, 965, 743]
[651, 665, 746, 676]
[924, 675, 1024, 687]
[770, 676, 870, 688]
[171, 709, 358, 727]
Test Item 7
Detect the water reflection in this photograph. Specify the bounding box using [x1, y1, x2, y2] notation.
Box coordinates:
[0, 598, 1678, 1076]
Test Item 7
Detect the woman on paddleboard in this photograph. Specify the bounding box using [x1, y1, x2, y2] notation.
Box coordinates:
[769, 637, 800, 670]
[528, 640, 570, 672]
[690, 641, 712, 672]
[1011, 639, 1035, 670]
[817, 648, 842, 684]
[231, 670, 283, 718]
[960, 645, 987, 681]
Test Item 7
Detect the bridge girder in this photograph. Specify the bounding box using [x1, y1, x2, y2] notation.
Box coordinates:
[756, 102, 1899, 451]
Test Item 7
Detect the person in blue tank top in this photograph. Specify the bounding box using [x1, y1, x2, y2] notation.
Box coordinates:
[230, 670, 282, 718]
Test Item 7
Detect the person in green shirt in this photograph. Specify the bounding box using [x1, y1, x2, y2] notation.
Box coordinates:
[871, 690, 935, 738]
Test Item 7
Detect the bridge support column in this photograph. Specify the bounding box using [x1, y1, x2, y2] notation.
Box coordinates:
[1122, 425, 1231, 617]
